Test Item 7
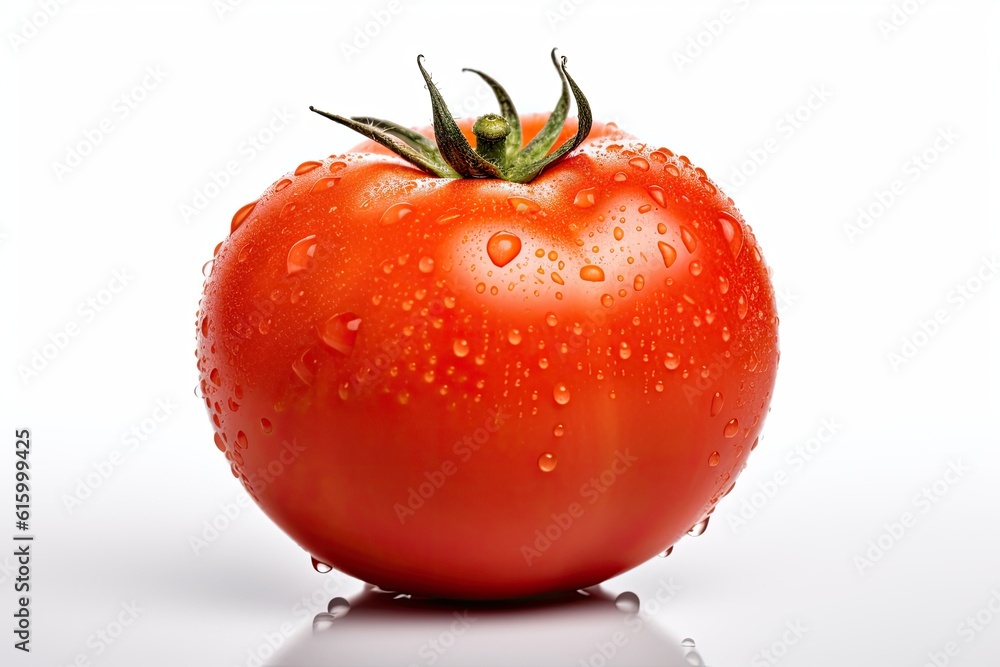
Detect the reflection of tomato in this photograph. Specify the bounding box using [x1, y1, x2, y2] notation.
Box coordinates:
[196, 52, 778, 599]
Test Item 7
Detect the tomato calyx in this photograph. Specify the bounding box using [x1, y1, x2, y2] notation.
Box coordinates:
[309, 48, 592, 183]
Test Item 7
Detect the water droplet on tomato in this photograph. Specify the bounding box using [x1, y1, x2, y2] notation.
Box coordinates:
[619, 342, 632, 360]
[279, 201, 297, 220]
[545, 312, 558, 327]
[708, 451, 721, 467]
[718, 275, 730, 294]
[295, 160, 322, 175]
[647, 185, 666, 207]
[487, 231, 522, 267]
[380, 202, 414, 225]
[310, 177, 339, 193]
[628, 157, 650, 171]
[286, 235, 318, 276]
[538, 452, 558, 472]
[436, 208, 461, 225]
[573, 187, 597, 208]
[319, 312, 361, 355]
[688, 517, 710, 537]
[601, 294, 614, 308]
[209, 368, 221, 386]
[274, 179, 293, 192]
[724, 418, 739, 437]
[311, 556, 333, 573]
[507, 196, 541, 213]
[418, 256, 435, 273]
[453, 339, 470, 358]
[689, 261, 703, 276]
[659, 546, 674, 558]
[213, 432, 226, 452]
[508, 329, 522, 345]
[260, 418, 272, 434]
[657, 241, 677, 268]
[663, 353, 680, 370]
[613, 226, 624, 241]
[614, 591, 640, 613]
[553, 383, 571, 405]
[737, 293, 748, 320]
[613, 171, 627, 182]
[553, 424, 565, 437]
[633, 274, 645, 291]
[680, 226, 698, 253]
[710, 391, 724, 416]
[580, 265, 605, 282]
[231, 201, 257, 233]
[236, 431, 249, 449]
[717, 212, 744, 258]
[551, 272, 565, 285]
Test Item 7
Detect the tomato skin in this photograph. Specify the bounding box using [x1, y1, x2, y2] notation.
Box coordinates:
[197, 114, 778, 599]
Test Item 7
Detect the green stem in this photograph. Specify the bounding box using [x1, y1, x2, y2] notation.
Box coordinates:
[472, 114, 511, 168]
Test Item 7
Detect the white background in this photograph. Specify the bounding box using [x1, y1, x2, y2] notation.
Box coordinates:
[3, 0, 999, 665]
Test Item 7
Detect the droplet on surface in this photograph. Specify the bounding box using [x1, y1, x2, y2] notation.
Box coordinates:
[687, 517, 710, 537]
[580, 265, 606, 282]
[295, 160, 322, 175]
[418, 256, 435, 273]
[708, 451, 721, 467]
[737, 293, 748, 320]
[657, 242, 677, 268]
[613, 226, 624, 241]
[553, 383, 571, 405]
[319, 312, 362, 355]
[710, 391, 724, 416]
[279, 201, 297, 220]
[628, 156, 650, 171]
[436, 208, 461, 225]
[614, 591, 640, 613]
[507, 196, 541, 213]
[231, 201, 257, 233]
[379, 202, 414, 225]
[689, 261, 703, 276]
[287, 235, 318, 275]
[681, 638, 696, 649]
[724, 418, 740, 438]
[613, 171, 627, 182]
[311, 556, 333, 573]
[601, 294, 614, 308]
[680, 226, 698, 253]
[717, 212, 744, 258]
[274, 178, 293, 192]
[260, 418, 272, 433]
[452, 339, 470, 358]
[508, 329, 522, 345]
[545, 312, 559, 327]
[619, 342, 632, 360]
[573, 187, 597, 208]
[663, 352, 680, 370]
[487, 231, 522, 267]
[538, 452, 558, 472]
[327, 597, 351, 618]
[659, 546, 674, 558]
[310, 177, 339, 193]
[647, 185, 667, 207]
[633, 274, 645, 291]
[553, 424, 565, 437]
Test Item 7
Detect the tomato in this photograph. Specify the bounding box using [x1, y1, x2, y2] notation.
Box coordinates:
[196, 51, 778, 599]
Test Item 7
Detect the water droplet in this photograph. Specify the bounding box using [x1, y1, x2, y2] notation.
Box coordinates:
[553, 424, 565, 437]
[312, 613, 336, 633]
[487, 231, 522, 267]
[327, 597, 351, 618]
[663, 353, 680, 370]
[717, 212, 744, 258]
[319, 312, 361, 355]
[260, 418, 272, 433]
[538, 357, 549, 369]
[680, 226, 698, 253]
[601, 294, 614, 308]
[573, 187, 597, 208]
[551, 272, 565, 285]
[311, 556, 333, 573]
[553, 383, 571, 405]
[292, 347, 321, 385]
[209, 368, 221, 386]
[689, 261, 703, 276]
[724, 418, 739, 438]
[475, 282, 486, 294]
[708, 451, 720, 467]
[279, 201, 297, 220]
[751, 436, 760, 451]
[647, 185, 666, 207]
[615, 591, 640, 613]
[545, 312, 559, 327]
[418, 256, 435, 273]
[710, 391, 724, 416]
[665, 164, 681, 177]
[213, 432, 226, 452]
[718, 275, 730, 294]
[681, 638, 696, 649]
[619, 342, 632, 360]
[638, 204, 652, 214]
[274, 178, 293, 192]
[453, 339, 470, 358]
[329, 161, 346, 173]
[657, 241, 677, 268]
[507, 196, 541, 213]
[721, 326, 731, 342]
[538, 452, 558, 472]
[287, 235, 318, 275]
[295, 160, 322, 175]
[612, 226, 625, 242]
[688, 517, 710, 537]
[633, 274, 645, 291]
[659, 545, 674, 558]
[508, 329, 522, 345]
[737, 293, 748, 320]
[613, 171, 627, 182]
[657, 222, 667, 235]
[628, 156, 650, 171]
[580, 265, 606, 282]
[236, 431, 249, 449]
[231, 201, 257, 233]
[311, 177, 339, 193]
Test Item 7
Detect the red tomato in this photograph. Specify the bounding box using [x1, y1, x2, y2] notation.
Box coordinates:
[196, 53, 778, 599]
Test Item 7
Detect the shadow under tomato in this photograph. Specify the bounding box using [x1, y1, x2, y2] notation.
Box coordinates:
[267, 585, 704, 666]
